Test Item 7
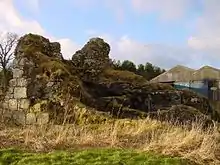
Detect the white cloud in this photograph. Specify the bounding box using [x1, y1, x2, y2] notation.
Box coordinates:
[15, 0, 40, 13]
[84, 31, 204, 69]
[66, 0, 220, 69]
[26, 0, 40, 12]
[71, 0, 125, 22]
[94, 29, 220, 69]
[188, 36, 220, 50]
[0, 0, 45, 35]
[112, 37, 193, 69]
[186, 0, 220, 69]
[188, 0, 220, 50]
[71, 0, 192, 21]
[71, 0, 97, 9]
[103, 0, 125, 23]
[130, 0, 192, 20]
[3, 0, 220, 70]
[0, 0, 79, 60]
[57, 38, 80, 60]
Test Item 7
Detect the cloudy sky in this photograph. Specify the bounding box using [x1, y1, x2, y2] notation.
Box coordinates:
[0, 0, 220, 69]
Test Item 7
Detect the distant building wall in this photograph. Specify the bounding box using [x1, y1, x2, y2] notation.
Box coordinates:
[151, 65, 220, 100]
[192, 66, 220, 81]
[151, 69, 194, 83]
[174, 80, 209, 97]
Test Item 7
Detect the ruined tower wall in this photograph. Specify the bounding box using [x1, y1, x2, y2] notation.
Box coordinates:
[2, 56, 49, 125]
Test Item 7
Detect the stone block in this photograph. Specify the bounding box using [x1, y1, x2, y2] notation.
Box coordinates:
[37, 113, 49, 125]
[2, 99, 9, 109]
[18, 58, 27, 66]
[2, 109, 12, 119]
[26, 113, 37, 125]
[46, 82, 54, 87]
[13, 68, 24, 78]
[30, 103, 41, 113]
[12, 111, 25, 125]
[8, 99, 18, 110]
[12, 59, 18, 68]
[19, 99, 30, 110]
[5, 87, 14, 99]
[5, 93, 14, 99]
[0, 88, 3, 96]
[18, 57, 34, 67]
[14, 87, 27, 99]
[8, 87, 14, 94]
[17, 78, 28, 87]
[9, 79, 17, 87]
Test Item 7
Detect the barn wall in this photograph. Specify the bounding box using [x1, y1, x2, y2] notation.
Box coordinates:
[151, 65, 220, 100]
[174, 81, 209, 97]
[192, 67, 220, 80]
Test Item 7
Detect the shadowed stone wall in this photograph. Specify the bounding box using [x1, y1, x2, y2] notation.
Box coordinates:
[1, 56, 49, 125]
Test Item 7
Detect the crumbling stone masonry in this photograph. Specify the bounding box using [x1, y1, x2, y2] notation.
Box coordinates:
[0, 33, 219, 126]
[72, 37, 110, 82]
[2, 56, 49, 125]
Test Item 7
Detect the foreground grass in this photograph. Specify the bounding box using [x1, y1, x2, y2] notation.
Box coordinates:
[0, 117, 220, 165]
[0, 148, 192, 165]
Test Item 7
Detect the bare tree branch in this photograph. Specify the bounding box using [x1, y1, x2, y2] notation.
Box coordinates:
[0, 32, 19, 88]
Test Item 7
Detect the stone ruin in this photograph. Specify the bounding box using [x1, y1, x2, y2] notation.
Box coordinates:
[3, 54, 49, 125]
[0, 33, 219, 126]
[1, 35, 64, 125]
[0, 34, 112, 125]
[72, 37, 110, 81]
[2, 57, 33, 125]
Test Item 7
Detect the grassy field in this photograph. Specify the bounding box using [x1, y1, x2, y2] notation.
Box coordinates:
[0, 117, 220, 165]
[0, 148, 193, 165]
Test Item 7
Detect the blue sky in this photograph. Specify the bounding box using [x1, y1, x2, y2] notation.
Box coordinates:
[1, 0, 220, 69]
[14, 0, 193, 45]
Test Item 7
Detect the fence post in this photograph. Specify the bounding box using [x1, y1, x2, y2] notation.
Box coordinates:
[210, 87, 217, 101]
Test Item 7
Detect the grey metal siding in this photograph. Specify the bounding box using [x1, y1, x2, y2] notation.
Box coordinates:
[174, 81, 209, 97]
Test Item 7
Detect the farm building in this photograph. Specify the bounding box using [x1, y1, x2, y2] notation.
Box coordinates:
[151, 65, 220, 100]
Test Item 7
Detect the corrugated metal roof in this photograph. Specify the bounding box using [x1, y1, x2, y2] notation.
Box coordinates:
[192, 66, 220, 80]
[151, 65, 195, 82]
[151, 65, 220, 82]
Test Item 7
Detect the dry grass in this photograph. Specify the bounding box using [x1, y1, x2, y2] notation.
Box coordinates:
[0, 117, 220, 165]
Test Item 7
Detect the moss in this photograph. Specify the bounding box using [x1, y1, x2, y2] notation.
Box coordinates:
[29, 94, 112, 125]
[118, 107, 148, 119]
[18, 45, 75, 84]
[14, 34, 218, 125]
[16, 34, 50, 57]
[148, 105, 213, 126]
[16, 34, 73, 81]
[207, 100, 220, 121]
[146, 82, 174, 90]
[40, 60, 71, 79]
[72, 104, 112, 125]
[100, 69, 174, 91]
[62, 97, 111, 125]
[101, 69, 147, 85]
[30, 100, 48, 113]
[22, 33, 49, 42]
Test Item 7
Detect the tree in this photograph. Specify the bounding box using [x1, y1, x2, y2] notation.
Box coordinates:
[137, 64, 145, 76]
[121, 60, 136, 72]
[0, 32, 18, 88]
[137, 64, 145, 72]
[144, 62, 154, 73]
[144, 62, 154, 80]
[112, 59, 122, 70]
[111, 59, 165, 81]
